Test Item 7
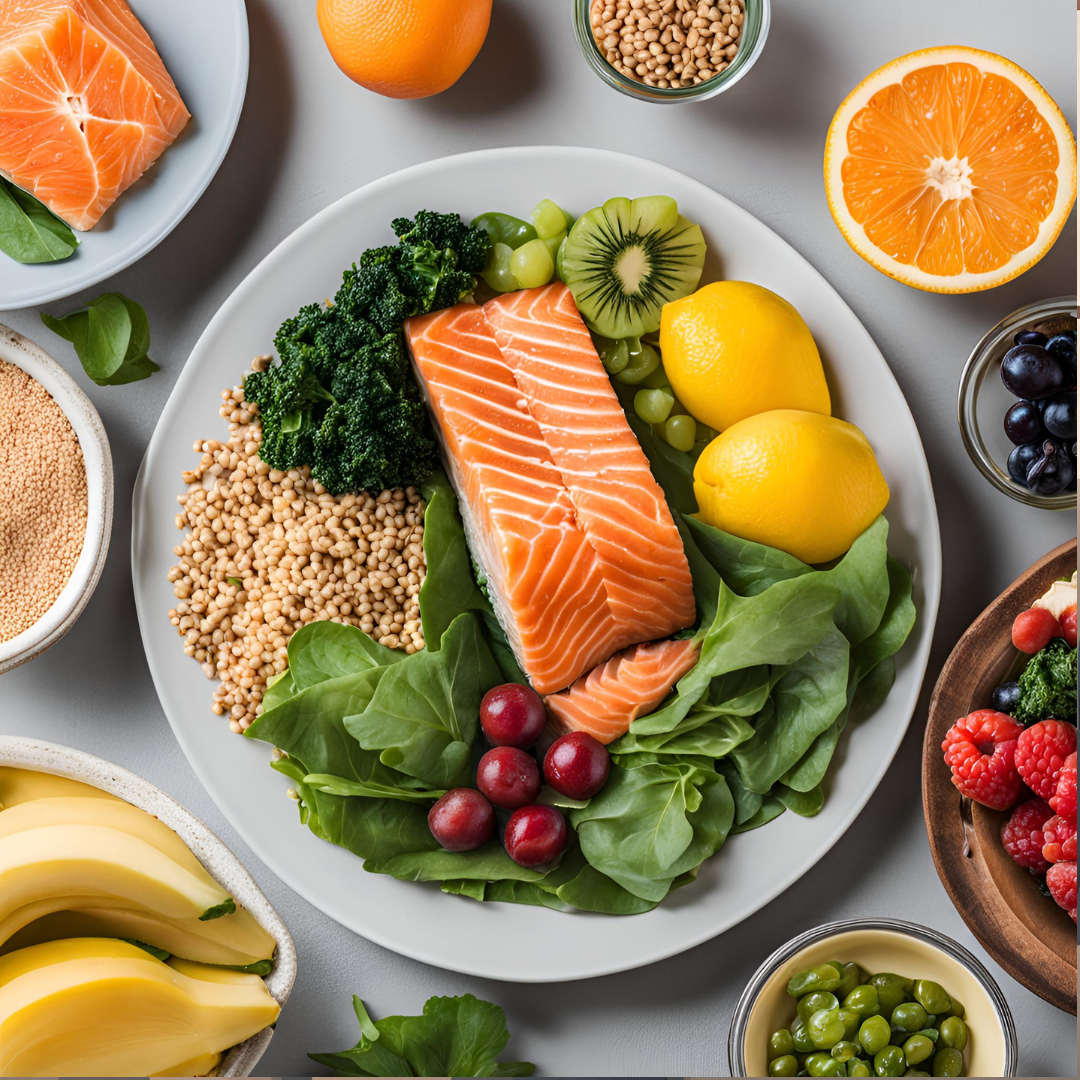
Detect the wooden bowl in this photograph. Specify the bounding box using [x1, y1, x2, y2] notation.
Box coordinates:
[922, 538, 1077, 1015]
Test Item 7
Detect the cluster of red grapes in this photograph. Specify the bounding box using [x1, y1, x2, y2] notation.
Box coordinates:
[427, 683, 611, 867]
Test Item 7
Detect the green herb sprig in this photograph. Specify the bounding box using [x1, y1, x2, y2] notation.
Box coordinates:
[0, 178, 79, 263]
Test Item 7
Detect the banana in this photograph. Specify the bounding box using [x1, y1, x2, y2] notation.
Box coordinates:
[151, 1050, 223, 1077]
[0, 766, 118, 809]
[0, 938, 279, 1077]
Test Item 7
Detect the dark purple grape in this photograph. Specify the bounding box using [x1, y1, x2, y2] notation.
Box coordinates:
[991, 680, 1021, 714]
[1026, 440, 1076, 495]
[1043, 393, 1077, 440]
[1047, 332, 1078, 389]
[1000, 345, 1064, 400]
[1003, 401, 1046, 445]
[1015, 330, 1049, 348]
[1007, 442, 1044, 485]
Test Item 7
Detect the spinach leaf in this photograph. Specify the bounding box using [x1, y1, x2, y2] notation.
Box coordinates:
[0, 178, 78, 263]
[42, 292, 158, 385]
[773, 783, 825, 817]
[684, 515, 811, 595]
[612, 712, 754, 757]
[310, 993, 535, 1077]
[290, 620, 405, 692]
[365, 840, 550, 885]
[730, 795, 786, 834]
[303, 774, 445, 803]
[345, 613, 502, 788]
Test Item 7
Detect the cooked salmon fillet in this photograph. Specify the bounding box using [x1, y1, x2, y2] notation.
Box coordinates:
[407, 286, 696, 694]
[546, 637, 701, 744]
[0, 0, 190, 230]
[483, 283, 696, 645]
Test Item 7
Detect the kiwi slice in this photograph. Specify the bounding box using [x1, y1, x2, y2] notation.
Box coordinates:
[560, 196, 706, 338]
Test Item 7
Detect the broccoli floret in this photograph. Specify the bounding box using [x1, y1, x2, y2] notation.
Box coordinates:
[1014, 637, 1078, 725]
[392, 210, 490, 272]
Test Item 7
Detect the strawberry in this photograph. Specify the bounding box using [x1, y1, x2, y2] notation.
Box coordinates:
[1015, 720, 1077, 801]
[942, 710, 1025, 810]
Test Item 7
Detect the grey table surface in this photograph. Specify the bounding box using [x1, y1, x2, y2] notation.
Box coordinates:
[0, 0, 1077, 1075]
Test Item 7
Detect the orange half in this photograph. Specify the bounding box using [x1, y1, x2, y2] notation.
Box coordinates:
[825, 47, 1076, 293]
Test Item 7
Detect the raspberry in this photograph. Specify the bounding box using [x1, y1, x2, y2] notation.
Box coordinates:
[1015, 720, 1077, 800]
[1049, 751, 1077, 823]
[1046, 861, 1077, 923]
[1001, 798, 1054, 871]
[1042, 814, 1078, 863]
[942, 710, 1025, 810]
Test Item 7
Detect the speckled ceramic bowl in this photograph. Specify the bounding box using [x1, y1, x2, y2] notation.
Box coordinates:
[0, 736, 296, 1077]
[0, 327, 113, 675]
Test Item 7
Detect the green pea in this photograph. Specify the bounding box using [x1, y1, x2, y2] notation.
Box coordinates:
[663, 413, 697, 451]
[788, 963, 844, 996]
[844, 986, 881, 1018]
[923, 1016, 937, 1030]
[839, 1009, 861, 1041]
[891, 1003, 928, 1034]
[792, 1018, 816, 1053]
[634, 387, 675, 424]
[889, 1028, 908, 1047]
[770, 1029, 796, 1060]
[831, 1041, 860, 1062]
[943, 996, 965, 1020]
[915, 1029, 939, 1044]
[931, 1048, 963, 1077]
[869, 974, 914, 1014]
[913, 981, 952, 1016]
[770, 1055, 800, 1077]
[859, 1016, 891, 1056]
[903, 1035, 934, 1066]
[829, 961, 863, 1000]
[809, 1007, 847, 1049]
[874, 1046, 906, 1076]
[471, 212, 537, 250]
[938, 1017, 967, 1052]
[806, 1052, 845, 1077]
[904, 1071, 930, 1077]
[848, 1062, 871, 1078]
[799, 992, 841, 1024]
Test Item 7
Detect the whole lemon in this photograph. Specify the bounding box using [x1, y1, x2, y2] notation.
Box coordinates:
[693, 410, 889, 564]
[317, 0, 491, 99]
[661, 281, 831, 432]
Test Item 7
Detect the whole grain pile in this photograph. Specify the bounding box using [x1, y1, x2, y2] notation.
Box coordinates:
[0, 359, 87, 643]
[590, 0, 744, 90]
[168, 357, 427, 733]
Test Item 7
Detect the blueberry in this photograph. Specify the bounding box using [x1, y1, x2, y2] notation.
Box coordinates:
[1015, 330, 1049, 348]
[1007, 442, 1044, 485]
[991, 681, 1021, 715]
[1004, 401, 1046, 445]
[1000, 345, 1064, 400]
[1026, 440, 1076, 495]
[1043, 393, 1077, 440]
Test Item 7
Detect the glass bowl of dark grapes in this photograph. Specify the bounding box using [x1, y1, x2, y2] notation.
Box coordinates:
[959, 297, 1077, 509]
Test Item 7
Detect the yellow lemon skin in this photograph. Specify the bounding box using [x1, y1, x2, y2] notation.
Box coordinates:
[693, 410, 889, 565]
[661, 281, 831, 432]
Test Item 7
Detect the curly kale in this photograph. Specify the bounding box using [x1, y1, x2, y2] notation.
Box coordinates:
[243, 211, 489, 495]
[1015, 637, 1078, 725]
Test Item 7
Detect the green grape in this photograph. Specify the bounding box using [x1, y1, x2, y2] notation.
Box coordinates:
[471, 212, 537, 250]
[543, 231, 566, 259]
[640, 365, 671, 390]
[510, 238, 555, 288]
[664, 414, 697, 451]
[615, 341, 660, 384]
[480, 242, 518, 293]
[594, 336, 629, 374]
[634, 389, 675, 425]
[532, 199, 570, 240]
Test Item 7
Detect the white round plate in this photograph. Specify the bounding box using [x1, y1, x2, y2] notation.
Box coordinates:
[132, 147, 942, 983]
[0, 0, 248, 310]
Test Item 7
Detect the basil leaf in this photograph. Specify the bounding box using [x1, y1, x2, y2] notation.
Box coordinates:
[0, 178, 78, 263]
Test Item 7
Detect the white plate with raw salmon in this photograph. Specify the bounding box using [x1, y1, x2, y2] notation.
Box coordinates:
[132, 146, 941, 981]
[0, 0, 247, 309]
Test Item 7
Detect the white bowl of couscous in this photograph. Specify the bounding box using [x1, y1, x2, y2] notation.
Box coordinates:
[0, 326, 113, 675]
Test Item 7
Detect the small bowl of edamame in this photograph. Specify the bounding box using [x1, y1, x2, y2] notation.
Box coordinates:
[727, 919, 1017, 1078]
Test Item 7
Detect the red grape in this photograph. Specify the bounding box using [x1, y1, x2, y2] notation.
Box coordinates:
[476, 746, 541, 810]
[428, 788, 494, 851]
[504, 804, 567, 867]
[544, 731, 610, 800]
[1012, 607, 1062, 654]
[480, 683, 547, 748]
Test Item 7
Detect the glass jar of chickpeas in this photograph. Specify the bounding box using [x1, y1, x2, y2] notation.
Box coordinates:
[574, 0, 770, 103]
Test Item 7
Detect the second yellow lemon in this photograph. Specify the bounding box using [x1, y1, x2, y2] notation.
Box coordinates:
[693, 410, 889, 565]
[660, 281, 831, 432]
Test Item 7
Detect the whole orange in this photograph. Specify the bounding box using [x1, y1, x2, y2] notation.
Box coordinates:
[316, 0, 492, 99]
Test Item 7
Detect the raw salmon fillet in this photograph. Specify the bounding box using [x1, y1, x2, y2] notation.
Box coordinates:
[407, 285, 696, 694]
[483, 283, 696, 644]
[546, 637, 700, 744]
[0, 0, 190, 230]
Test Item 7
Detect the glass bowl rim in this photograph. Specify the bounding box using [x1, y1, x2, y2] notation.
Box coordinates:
[726, 917, 1018, 1077]
[957, 295, 1077, 510]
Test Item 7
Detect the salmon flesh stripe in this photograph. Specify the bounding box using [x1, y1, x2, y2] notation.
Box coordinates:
[406, 286, 696, 694]
[483, 283, 696, 644]
[0, 0, 190, 230]
[546, 637, 701, 744]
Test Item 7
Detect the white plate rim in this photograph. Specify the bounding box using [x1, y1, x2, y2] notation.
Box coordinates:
[132, 145, 942, 982]
[0, 0, 249, 310]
